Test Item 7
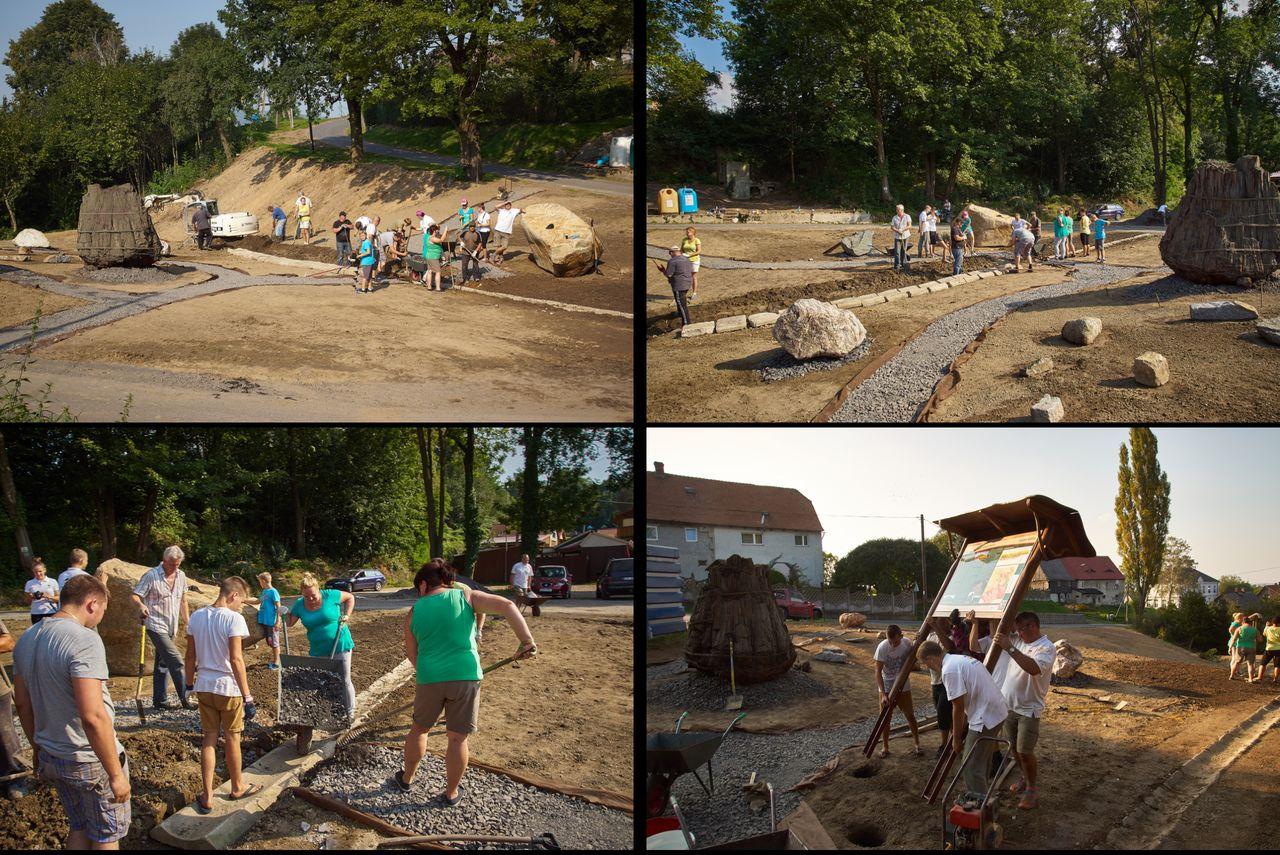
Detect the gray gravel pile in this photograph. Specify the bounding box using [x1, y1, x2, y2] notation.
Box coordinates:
[80, 265, 178, 283]
[647, 659, 690, 680]
[280, 666, 352, 730]
[758, 338, 873, 382]
[308, 744, 631, 850]
[831, 263, 1154, 422]
[648, 668, 831, 712]
[664, 702, 934, 848]
[1122, 271, 1246, 302]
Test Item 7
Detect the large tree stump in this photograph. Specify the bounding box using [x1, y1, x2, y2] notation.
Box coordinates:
[1159, 155, 1280, 286]
[684, 554, 795, 684]
[76, 183, 163, 268]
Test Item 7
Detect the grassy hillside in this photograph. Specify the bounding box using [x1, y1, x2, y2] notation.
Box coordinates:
[366, 118, 631, 171]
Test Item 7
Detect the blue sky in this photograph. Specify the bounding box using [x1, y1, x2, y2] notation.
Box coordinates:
[647, 428, 1280, 585]
[684, 1, 736, 111]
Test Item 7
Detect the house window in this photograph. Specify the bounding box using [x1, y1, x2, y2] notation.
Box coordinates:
[740, 532, 763, 545]
[684, 528, 698, 543]
[795, 534, 809, 546]
[646, 525, 658, 541]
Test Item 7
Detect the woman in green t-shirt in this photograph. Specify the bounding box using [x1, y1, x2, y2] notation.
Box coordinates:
[286, 573, 356, 714]
[394, 558, 537, 805]
[1229, 616, 1259, 682]
[423, 224, 447, 292]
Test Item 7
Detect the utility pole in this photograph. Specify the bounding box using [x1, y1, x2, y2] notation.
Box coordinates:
[919, 514, 928, 618]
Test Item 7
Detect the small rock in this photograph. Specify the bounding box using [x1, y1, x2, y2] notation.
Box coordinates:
[1031, 394, 1064, 423]
[43, 253, 73, 264]
[1257, 317, 1280, 346]
[679, 320, 715, 338]
[1062, 317, 1102, 345]
[714, 314, 747, 333]
[1003, 263, 1015, 273]
[1132, 351, 1169, 387]
[1023, 357, 1054, 378]
[1189, 300, 1258, 321]
[747, 311, 779, 328]
[812, 649, 847, 664]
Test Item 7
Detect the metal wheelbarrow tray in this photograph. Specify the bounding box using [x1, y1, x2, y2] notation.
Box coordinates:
[278, 619, 352, 732]
[646, 712, 745, 803]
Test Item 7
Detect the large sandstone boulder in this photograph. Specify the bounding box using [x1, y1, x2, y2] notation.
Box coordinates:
[1062, 317, 1102, 345]
[967, 204, 1014, 246]
[773, 299, 866, 360]
[95, 558, 264, 676]
[13, 228, 50, 249]
[1133, 352, 1169, 387]
[839, 612, 867, 628]
[519, 203, 603, 277]
[1159, 156, 1280, 285]
[1052, 639, 1085, 679]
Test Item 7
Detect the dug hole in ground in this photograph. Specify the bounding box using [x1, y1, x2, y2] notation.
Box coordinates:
[2, 603, 633, 850]
[646, 619, 1280, 849]
[0, 145, 633, 422]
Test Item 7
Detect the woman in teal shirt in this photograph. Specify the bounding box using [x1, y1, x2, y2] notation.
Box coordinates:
[356, 235, 376, 294]
[395, 558, 536, 805]
[286, 573, 357, 714]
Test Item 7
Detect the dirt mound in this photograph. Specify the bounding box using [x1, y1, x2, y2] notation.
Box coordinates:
[237, 232, 340, 263]
[95, 558, 264, 676]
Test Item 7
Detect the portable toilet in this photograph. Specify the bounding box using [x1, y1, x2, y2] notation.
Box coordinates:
[658, 188, 679, 215]
[609, 136, 632, 168]
[678, 187, 698, 214]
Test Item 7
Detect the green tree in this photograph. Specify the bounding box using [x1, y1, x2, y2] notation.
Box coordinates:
[1216, 574, 1255, 594]
[1152, 535, 1198, 605]
[647, 0, 732, 94]
[0, 102, 43, 233]
[164, 24, 256, 163]
[832, 537, 949, 594]
[3, 0, 126, 99]
[1115, 427, 1171, 617]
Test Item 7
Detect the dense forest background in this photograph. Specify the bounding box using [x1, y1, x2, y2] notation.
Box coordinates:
[648, 0, 1280, 212]
[0, 427, 633, 589]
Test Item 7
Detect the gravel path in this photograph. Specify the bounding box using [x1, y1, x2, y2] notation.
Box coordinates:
[759, 338, 874, 382]
[648, 667, 833, 712]
[662, 702, 934, 848]
[645, 243, 1007, 271]
[830, 263, 1159, 422]
[309, 744, 631, 850]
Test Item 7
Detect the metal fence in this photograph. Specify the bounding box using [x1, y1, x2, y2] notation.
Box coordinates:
[682, 577, 917, 617]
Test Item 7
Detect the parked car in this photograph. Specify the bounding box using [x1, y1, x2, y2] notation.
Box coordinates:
[324, 568, 386, 592]
[1090, 203, 1124, 222]
[533, 565, 572, 599]
[596, 557, 633, 599]
[773, 587, 823, 620]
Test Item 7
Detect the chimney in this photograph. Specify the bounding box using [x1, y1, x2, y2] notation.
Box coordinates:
[654, 461, 665, 476]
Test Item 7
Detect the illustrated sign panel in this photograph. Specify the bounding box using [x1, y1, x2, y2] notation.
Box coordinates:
[932, 532, 1037, 619]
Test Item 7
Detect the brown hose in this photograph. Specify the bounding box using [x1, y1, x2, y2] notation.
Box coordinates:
[289, 786, 452, 850]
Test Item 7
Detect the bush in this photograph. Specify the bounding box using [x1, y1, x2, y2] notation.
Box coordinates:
[1136, 591, 1229, 653]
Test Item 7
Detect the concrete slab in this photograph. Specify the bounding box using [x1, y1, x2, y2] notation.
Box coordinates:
[832, 296, 863, 309]
[882, 289, 907, 303]
[925, 281, 950, 292]
[714, 314, 748, 333]
[747, 311, 779, 328]
[902, 285, 928, 297]
[151, 659, 414, 850]
[977, 270, 996, 279]
[860, 294, 887, 306]
[679, 321, 715, 338]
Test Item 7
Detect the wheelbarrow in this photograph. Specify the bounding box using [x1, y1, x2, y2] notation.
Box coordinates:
[646, 711, 746, 815]
[279, 617, 351, 751]
[516, 589, 551, 617]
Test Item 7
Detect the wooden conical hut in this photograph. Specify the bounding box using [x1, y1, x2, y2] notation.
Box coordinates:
[76, 183, 162, 268]
[684, 554, 795, 684]
[1159, 155, 1280, 286]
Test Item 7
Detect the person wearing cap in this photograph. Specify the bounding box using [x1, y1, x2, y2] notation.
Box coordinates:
[416, 210, 435, 235]
[655, 245, 693, 326]
[458, 198, 474, 228]
[332, 212, 353, 267]
[475, 203, 492, 261]
[490, 201, 521, 266]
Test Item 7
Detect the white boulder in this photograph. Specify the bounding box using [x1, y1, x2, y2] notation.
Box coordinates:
[773, 298, 867, 360]
[13, 228, 49, 249]
[1189, 300, 1258, 321]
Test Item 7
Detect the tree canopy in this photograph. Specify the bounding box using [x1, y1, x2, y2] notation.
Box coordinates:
[832, 536, 950, 595]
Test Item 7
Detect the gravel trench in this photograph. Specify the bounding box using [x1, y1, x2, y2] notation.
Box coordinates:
[308, 744, 631, 850]
[661, 702, 934, 848]
[648, 667, 833, 712]
[830, 262, 1157, 422]
[758, 338, 874, 382]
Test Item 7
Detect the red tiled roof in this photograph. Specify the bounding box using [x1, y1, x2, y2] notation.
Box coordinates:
[646, 470, 823, 533]
[1052, 556, 1124, 581]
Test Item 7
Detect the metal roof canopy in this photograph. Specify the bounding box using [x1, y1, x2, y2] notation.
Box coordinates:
[935, 495, 1095, 560]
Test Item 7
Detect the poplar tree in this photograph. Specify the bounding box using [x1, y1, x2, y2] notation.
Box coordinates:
[1115, 427, 1171, 617]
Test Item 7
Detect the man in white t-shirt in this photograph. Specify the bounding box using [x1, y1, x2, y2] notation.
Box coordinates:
[184, 576, 258, 814]
[873, 624, 922, 756]
[925, 617, 957, 755]
[990, 612, 1055, 809]
[58, 548, 91, 591]
[25, 560, 60, 624]
[510, 555, 534, 595]
[491, 202, 522, 266]
[920, 639, 1009, 796]
[891, 204, 912, 272]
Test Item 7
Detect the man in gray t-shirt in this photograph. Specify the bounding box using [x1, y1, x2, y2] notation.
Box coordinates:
[656, 246, 693, 326]
[13, 573, 131, 847]
[0, 618, 30, 798]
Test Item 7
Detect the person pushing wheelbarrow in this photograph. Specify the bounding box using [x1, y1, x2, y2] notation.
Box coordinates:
[394, 558, 537, 806]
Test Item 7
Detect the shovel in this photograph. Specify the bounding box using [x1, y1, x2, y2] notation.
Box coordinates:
[725, 639, 743, 711]
[134, 623, 147, 725]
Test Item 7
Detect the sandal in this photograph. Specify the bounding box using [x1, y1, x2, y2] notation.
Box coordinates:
[228, 783, 262, 801]
[193, 795, 213, 815]
[878, 748, 889, 758]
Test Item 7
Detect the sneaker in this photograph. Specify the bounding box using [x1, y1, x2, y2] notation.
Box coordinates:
[181, 697, 197, 710]
[438, 785, 464, 807]
[154, 701, 176, 711]
[392, 770, 412, 792]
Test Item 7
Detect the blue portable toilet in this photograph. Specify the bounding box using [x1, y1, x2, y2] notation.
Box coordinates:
[677, 187, 698, 214]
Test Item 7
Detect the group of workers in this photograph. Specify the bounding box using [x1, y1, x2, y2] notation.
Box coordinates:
[5, 547, 536, 849]
[268, 192, 524, 294]
[874, 609, 1055, 808]
[1227, 612, 1280, 683]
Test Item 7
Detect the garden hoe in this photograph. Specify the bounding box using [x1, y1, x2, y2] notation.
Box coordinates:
[134, 622, 147, 724]
[725, 640, 743, 711]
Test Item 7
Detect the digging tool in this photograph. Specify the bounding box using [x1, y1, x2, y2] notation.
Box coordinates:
[725, 640, 743, 711]
[134, 622, 147, 725]
[0, 770, 33, 785]
[378, 832, 559, 849]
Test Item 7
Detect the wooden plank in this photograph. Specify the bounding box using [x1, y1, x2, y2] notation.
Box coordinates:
[779, 798, 839, 850]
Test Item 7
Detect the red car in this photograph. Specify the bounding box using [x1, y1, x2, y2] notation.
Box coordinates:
[532, 565, 572, 599]
[773, 587, 823, 620]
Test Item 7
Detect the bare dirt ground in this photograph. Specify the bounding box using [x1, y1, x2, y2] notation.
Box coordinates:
[646, 259, 1051, 423]
[648, 225, 896, 263]
[657, 622, 1279, 850]
[0, 278, 85, 329]
[2, 607, 632, 850]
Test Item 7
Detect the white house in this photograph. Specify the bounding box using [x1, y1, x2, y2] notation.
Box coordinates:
[1147, 569, 1220, 608]
[645, 463, 825, 585]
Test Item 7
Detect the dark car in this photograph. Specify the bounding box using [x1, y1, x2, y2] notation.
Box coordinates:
[324, 568, 386, 592]
[1090, 203, 1124, 222]
[533, 565, 572, 599]
[596, 557, 633, 599]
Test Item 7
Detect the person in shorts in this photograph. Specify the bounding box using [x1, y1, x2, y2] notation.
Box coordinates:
[681, 227, 702, 299]
[990, 612, 1055, 810]
[356, 231, 376, 293]
[926, 618, 956, 755]
[395, 559, 536, 804]
[1079, 210, 1092, 258]
[1092, 213, 1107, 262]
[1013, 225, 1035, 273]
[474, 203, 492, 260]
[423, 224, 447, 291]
[1230, 616, 1260, 682]
[490, 202, 521, 266]
[1262, 616, 1280, 684]
[255, 572, 281, 670]
[874, 624, 922, 756]
[13, 574, 130, 849]
[25, 558, 59, 624]
[185, 576, 259, 814]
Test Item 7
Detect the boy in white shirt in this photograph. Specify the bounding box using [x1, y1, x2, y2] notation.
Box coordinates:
[920, 639, 1009, 796]
[58, 548, 91, 591]
[873, 624, 922, 756]
[491, 202, 522, 266]
[184, 576, 259, 814]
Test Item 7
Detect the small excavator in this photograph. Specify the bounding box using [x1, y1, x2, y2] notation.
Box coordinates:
[143, 190, 259, 241]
